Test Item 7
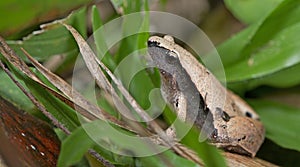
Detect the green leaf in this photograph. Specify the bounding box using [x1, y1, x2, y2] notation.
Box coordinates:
[92, 5, 117, 70]
[122, 14, 152, 109]
[58, 120, 151, 167]
[22, 76, 80, 131]
[0, 70, 34, 112]
[227, 63, 300, 93]
[0, 8, 88, 113]
[225, 21, 300, 85]
[212, 0, 300, 92]
[163, 108, 227, 167]
[224, 0, 282, 24]
[249, 100, 300, 152]
[6, 59, 80, 130]
[0, 59, 80, 128]
[105, 6, 152, 110]
[92, 5, 104, 32]
[241, 0, 300, 58]
[123, 0, 144, 14]
[0, 0, 91, 39]
[180, 123, 226, 167]
[6, 7, 87, 62]
[211, 24, 259, 69]
[58, 120, 200, 167]
[135, 150, 199, 167]
[137, 1, 149, 50]
[58, 124, 96, 167]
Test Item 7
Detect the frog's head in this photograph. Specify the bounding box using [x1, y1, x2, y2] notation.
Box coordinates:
[212, 116, 265, 157]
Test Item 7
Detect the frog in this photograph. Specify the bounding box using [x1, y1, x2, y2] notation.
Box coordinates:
[147, 35, 265, 157]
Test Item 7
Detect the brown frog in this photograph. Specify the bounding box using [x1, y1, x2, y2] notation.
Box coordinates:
[147, 35, 265, 157]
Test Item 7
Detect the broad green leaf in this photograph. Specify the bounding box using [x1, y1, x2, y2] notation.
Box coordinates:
[58, 120, 199, 167]
[241, 0, 300, 59]
[135, 150, 199, 167]
[224, 22, 300, 92]
[224, 0, 282, 24]
[213, 0, 300, 92]
[0, 0, 91, 39]
[257, 63, 300, 88]
[227, 63, 300, 93]
[249, 100, 300, 152]
[211, 24, 259, 69]
[6, 7, 87, 62]
[58, 120, 149, 167]
[58, 124, 96, 167]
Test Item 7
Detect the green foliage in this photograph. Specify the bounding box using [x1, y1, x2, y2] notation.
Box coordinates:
[1, 0, 300, 166]
[0, 8, 86, 117]
[22, 76, 80, 131]
[250, 100, 300, 152]
[6, 7, 87, 62]
[135, 150, 199, 167]
[0, 0, 92, 39]
[213, 0, 300, 93]
[219, 0, 300, 159]
[0, 71, 34, 111]
[59, 1, 226, 166]
[58, 120, 200, 167]
[164, 106, 226, 167]
[224, 0, 283, 24]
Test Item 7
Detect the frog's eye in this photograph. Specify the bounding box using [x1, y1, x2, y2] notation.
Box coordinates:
[174, 98, 179, 108]
[221, 111, 231, 122]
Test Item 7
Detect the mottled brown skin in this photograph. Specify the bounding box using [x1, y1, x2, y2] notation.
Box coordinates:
[0, 97, 60, 166]
[148, 35, 265, 157]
